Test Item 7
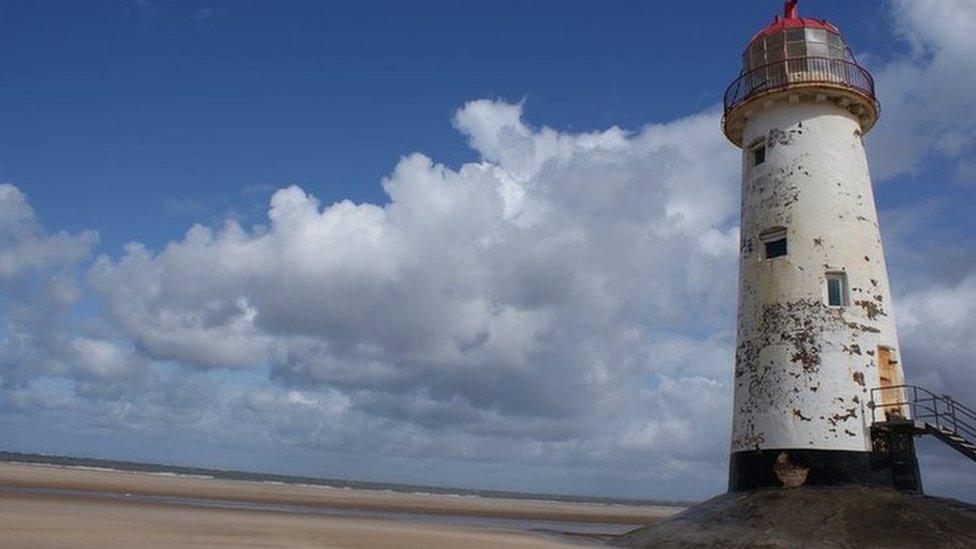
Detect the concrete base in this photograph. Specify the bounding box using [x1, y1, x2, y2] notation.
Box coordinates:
[614, 487, 976, 548]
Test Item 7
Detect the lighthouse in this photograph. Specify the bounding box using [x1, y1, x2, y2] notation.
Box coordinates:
[723, 1, 921, 491]
[620, 4, 976, 544]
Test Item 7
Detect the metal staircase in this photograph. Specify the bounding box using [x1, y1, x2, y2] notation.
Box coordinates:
[870, 385, 976, 464]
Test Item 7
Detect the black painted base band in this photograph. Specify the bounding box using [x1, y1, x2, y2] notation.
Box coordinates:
[729, 432, 922, 493]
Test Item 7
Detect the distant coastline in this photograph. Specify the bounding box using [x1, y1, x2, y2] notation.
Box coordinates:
[0, 450, 692, 508]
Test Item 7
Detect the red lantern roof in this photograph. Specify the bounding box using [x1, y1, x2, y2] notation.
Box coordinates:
[750, 0, 840, 44]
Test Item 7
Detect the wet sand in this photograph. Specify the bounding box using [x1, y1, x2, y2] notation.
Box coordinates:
[0, 493, 581, 548]
[0, 462, 679, 548]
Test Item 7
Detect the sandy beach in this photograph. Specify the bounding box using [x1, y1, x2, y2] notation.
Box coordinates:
[0, 462, 679, 548]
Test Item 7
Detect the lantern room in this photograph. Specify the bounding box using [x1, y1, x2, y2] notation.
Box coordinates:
[742, 2, 849, 72]
[722, 0, 878, 146]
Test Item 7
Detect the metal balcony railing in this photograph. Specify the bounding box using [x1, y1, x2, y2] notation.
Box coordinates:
[869, 385, 976, 444]
[724, 57, 877, 116]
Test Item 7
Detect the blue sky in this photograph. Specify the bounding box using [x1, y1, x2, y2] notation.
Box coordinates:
[1, 0, 902, 252]
[1, 0, 976, 502]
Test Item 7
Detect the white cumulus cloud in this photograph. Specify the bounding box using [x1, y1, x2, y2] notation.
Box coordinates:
[77, 100, 740, 490]
[870, 0, 976, 180]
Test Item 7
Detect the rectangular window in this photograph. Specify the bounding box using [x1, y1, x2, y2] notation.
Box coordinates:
[761, 228, 788, 259]
[765, 237, 787, 259]
[753, 144, 766, 166]
[826, 272, 847, 307]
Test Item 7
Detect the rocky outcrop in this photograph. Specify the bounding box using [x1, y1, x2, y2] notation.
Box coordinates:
[614, 487, 976, 548]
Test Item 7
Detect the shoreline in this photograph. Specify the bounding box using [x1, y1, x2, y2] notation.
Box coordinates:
[0, 462, 680, 548]
[0, 462, 679, 524]
[0, 451, 688, 508]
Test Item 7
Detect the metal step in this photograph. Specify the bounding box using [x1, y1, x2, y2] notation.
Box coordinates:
[870, 385, 976, 466]
[927, 428, 976, 462]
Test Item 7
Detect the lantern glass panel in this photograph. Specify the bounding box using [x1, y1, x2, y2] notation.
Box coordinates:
[806, 28, 828, 43]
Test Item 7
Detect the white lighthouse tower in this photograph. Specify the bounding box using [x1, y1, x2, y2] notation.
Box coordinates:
[723, 1, 920, 491]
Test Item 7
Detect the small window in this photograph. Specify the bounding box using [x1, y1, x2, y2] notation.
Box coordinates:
[826, 272, 848, 307]
[761, 228, 788, 259]
[765, 237, 787, 259]
[752, 143, 766, 166]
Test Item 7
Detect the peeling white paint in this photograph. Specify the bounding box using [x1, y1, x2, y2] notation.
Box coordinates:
[731, 100, 906, 453]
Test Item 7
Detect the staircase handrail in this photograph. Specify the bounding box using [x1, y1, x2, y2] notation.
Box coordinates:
[869, 384, 976, 442]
